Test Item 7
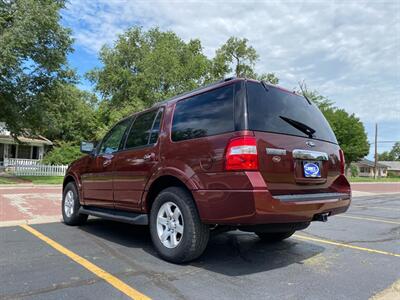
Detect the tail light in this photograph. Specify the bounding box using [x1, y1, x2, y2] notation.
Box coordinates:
[225, 136, 258, 171]
[339, 149, 345, 175]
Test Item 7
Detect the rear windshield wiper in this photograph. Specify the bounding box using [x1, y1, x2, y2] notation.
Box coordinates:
[279, 116, 316, 138]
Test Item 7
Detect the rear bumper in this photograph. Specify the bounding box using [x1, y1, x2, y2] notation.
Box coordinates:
[193, 189, 351, 225]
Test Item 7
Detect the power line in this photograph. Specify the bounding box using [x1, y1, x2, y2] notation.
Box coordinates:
[368, 141, 399, 144]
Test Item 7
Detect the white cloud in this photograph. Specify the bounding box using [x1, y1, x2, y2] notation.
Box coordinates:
[62, 0, 400, 124]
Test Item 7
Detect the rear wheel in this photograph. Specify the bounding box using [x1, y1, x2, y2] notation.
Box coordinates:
[256, 230, 295, 242]
[149, 187, 209, 263]
[62, 182, 88, 226]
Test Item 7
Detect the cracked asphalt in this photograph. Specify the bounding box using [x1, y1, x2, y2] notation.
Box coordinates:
[1, 192, 399, 299]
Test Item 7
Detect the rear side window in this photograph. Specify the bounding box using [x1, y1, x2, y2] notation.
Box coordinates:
[247, 82, 337, 143]
[171, 85, 234, 141]
[125, 110, 159, 149]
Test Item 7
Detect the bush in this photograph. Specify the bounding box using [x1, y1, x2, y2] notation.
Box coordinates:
[387, 171, 400, 178]
[350, 164, 359, 177]
[42, 142, 83, 165]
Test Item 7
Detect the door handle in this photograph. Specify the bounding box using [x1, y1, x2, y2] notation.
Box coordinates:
[103, 160, 112, 167]
[143, 153, 155, 161]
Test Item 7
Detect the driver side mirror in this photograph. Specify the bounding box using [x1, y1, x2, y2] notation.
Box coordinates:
[80, 141, 96, 155]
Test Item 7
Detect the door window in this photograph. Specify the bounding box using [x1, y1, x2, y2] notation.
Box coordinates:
[125, 109, 161, 149]
[98, 118, 132, 155]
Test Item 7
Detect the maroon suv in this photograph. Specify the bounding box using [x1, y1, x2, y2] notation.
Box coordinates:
[62, 78, 351, 263]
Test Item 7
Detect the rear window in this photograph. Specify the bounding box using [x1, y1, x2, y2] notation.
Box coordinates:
[247, 82, 337, 144]
[171, 85, 234, 141]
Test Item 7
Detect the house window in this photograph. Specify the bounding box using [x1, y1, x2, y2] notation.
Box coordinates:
[18, 145, 31, 159]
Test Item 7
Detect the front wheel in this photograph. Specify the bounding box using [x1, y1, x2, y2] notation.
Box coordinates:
[62, 182, 88, 226]
[149, 187, 209, 263]
[256, 230, 295, 242]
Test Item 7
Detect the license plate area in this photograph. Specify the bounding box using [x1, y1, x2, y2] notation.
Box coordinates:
[303, 160, 322, 178]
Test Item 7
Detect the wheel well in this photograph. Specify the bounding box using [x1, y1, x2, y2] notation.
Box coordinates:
[146, 175, 193, 212]
[63, 175, 76, 190]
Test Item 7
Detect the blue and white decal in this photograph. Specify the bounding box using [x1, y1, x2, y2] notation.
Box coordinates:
[304, 162, 321, 177]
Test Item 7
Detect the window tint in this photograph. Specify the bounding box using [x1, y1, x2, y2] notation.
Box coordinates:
[99, 118, 132, 154]
[149, 109, 163, 144]
[125, 110, 158, 149]
[247, 82, 337, 143]
[171, 85, 234, 141]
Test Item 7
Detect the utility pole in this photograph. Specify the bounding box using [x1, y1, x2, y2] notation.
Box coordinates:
[374, 123, 378, 179]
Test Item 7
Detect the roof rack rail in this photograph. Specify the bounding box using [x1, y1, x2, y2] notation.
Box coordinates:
[152, 77, 237, 107]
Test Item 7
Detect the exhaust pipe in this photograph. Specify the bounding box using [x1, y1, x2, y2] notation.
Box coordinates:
[313, 212, 330, 222]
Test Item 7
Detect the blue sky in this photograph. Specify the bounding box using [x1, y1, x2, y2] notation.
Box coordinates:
[61, 0, 400, 159]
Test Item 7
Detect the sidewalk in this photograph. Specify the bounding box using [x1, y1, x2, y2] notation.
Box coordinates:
[0, 185, 61, 227]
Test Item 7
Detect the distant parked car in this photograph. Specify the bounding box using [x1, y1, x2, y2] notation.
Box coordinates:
[62, 78, 351, 263]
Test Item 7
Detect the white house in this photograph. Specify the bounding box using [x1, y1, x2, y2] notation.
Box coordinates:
[0, 122, 52, 166]
[379, 161, 400, 176]
[352, 158, 388, 178]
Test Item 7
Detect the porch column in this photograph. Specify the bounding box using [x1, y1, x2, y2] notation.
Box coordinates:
[4, 144, 8, 160]
[38, 146, 44, 159]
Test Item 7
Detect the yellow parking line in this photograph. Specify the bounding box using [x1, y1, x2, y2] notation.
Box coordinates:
[293, 234, 400, 258]
[20, 224, 151, 300]
[336, 214, 400, 225]
[353, 205, 400, 212]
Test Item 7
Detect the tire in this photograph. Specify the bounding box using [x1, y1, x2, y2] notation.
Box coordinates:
[256, 230, 295, 242]
[149, 187, 209, 263]
[62, 182, 88, 226]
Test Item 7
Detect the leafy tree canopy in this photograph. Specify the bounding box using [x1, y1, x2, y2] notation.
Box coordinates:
[378, 142, 400, 161]
[213, 37, 258, 78]
[0, 0, 74, 136]
[87, 27, 211, 128]
[212, 37, 279, 84]
[41, 141, 83, 165]
[39, 83, 100, 143]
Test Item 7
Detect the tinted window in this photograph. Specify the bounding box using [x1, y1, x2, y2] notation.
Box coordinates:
[171, 85, 234, 141]
[247, 82, 337, 143]
[99, 118, 132, 154]
[125, 110, 158, 149]
[149, 109, 163, 144]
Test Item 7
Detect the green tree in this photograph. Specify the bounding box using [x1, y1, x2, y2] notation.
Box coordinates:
[213, 37, 258, 78]
[0, 0, 74, 136]
[42, 141, 83, 165]
[324, 108, 369, 166]
[257, 72, 280, 84]
[87, 27, 211, 130]
[212, 37, 279, 84]
[378, 142, 400, 161]
[39, 83, 100, 143]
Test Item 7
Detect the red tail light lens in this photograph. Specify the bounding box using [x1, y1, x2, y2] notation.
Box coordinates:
[225, 136, 258, 171]
[339, 149, 345, 175]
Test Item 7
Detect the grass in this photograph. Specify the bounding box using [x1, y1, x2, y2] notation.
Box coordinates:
[349, 177, 400, 182]
[0, 176, 64, 184]
[0, 177, 17, 184]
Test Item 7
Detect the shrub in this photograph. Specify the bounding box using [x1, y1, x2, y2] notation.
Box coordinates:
[42, 142, 83, 165]
[350, 164, 359, 177]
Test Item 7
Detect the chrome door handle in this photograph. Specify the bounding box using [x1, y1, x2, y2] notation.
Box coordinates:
[143, 153, 154, 161]
[103, 160, 112, 167]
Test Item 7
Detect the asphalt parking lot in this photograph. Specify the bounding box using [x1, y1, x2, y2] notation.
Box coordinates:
[1, 187, 399, 299]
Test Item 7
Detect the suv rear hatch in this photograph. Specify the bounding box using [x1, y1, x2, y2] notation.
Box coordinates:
[246, 81, 347, 196]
